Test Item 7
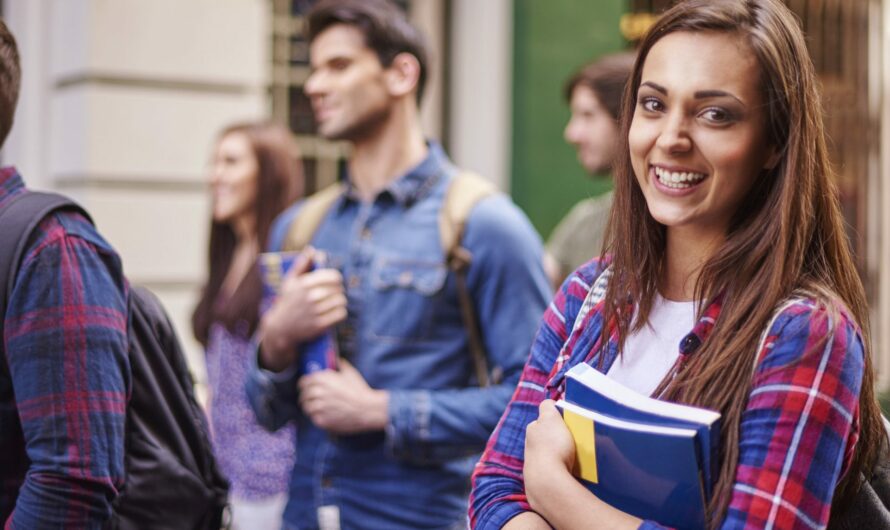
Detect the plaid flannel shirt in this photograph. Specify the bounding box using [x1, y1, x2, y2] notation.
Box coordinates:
[0, 168, 130, 529]
[470, 258, 863, 530]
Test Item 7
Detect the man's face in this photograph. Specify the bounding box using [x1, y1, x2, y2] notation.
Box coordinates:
[564, 85, 620, 174]
[304, 24, 392, 142]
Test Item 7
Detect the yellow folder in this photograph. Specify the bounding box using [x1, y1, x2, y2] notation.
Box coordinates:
[564, 408, 598, 483]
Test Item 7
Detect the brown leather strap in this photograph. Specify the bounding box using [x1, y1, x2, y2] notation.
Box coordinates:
[440, 172, 499, 387]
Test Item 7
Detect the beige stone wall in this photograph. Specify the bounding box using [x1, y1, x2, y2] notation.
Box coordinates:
[3, 0, 271, 389]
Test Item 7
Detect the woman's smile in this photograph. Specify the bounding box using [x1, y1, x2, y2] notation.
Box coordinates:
[650, 164, 708, 194]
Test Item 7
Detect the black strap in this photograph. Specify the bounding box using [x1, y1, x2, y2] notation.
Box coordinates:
[0, 191, 91, 345]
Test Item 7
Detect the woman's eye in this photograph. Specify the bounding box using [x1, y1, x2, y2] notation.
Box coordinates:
[640, 97, 664, 113]
[701, 107, 732, 123]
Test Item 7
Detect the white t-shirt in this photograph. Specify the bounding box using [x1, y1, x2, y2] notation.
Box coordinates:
[606, 295, 696, 397]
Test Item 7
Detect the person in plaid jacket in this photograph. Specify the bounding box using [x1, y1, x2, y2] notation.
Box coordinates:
[0, 19, 130, 529]
[470, 1, 886, 528]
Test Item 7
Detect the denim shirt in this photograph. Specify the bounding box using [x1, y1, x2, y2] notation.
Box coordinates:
[245, 143, 551, 529]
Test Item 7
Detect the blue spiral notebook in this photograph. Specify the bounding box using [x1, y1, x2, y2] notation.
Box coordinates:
[557, 363, 722, 530]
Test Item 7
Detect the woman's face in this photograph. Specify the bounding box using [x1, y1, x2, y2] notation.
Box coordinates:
[210, 132, 259, 226]
[628, 31, 777, 241]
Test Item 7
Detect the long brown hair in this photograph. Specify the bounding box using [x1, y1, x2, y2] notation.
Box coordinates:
[191, 122, 303, 345]
[601, 0, 884, 524]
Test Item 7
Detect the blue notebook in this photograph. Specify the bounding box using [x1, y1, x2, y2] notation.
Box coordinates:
[564, 362, 721, 497]
[557, 363, 721, 530]
[557, 400, 707, 530]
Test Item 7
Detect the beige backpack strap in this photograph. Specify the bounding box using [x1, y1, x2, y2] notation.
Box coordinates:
[439, 171, 499, 387]
[439, 172, 498, 262]
[283, 182, 346, 252]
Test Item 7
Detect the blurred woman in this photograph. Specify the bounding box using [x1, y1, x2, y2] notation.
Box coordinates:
[192, 121, 302, 530]
[470, 1, 885, 528]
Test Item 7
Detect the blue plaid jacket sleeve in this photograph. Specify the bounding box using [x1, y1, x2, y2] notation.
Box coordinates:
[3, 210, 129, 529]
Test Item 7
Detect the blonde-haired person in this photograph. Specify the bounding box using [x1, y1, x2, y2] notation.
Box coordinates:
[470, 0, 884, 528]
[192, 122, 302, 529]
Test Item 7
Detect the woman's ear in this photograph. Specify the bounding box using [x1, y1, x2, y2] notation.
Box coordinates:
[384, 52, 421, 99]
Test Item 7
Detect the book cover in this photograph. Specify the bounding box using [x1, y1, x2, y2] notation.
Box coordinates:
[258, 251, 338, 374]
[563, 362, 721, 497]
[557, 400, 708, 530]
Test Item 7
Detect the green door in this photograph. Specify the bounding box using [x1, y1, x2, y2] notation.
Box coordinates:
[511, 0, 627, 240]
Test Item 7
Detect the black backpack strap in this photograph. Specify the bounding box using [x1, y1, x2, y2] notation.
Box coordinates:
[0, 191, 91, 343]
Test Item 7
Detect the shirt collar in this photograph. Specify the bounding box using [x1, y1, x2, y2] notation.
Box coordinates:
[341, 141, 452, 208]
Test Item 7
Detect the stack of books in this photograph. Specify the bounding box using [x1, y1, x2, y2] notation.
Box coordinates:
[556, 363, 721, 530]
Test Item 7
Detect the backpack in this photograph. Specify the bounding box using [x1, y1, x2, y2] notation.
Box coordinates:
[0, 191, 229, 530]
[283, 172, 499, 386]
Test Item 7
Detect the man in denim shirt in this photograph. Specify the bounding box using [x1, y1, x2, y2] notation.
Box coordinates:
[245, 0, 550, 528]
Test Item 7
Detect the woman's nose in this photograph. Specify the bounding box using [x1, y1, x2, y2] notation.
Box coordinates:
[655, 114, 692, 154]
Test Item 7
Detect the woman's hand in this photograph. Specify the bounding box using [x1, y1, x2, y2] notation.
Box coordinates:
[524, 399, 577, 519]
[523, 399, 642, 530]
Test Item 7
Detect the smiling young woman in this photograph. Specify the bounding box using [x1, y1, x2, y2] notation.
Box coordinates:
[469, 1, 885, 529]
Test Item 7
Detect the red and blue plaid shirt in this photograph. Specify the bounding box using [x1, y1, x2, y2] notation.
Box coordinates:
[470, 259, 864, 530]
[0, 168, 130, 529]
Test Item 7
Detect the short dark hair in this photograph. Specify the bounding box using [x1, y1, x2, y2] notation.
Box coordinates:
[564, 52, 636, 121]
[0, 19, 21, 148]
[307, 0, 430, 103]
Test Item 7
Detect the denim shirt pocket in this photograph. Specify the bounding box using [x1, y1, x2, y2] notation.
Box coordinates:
[369, 256, 447, 342]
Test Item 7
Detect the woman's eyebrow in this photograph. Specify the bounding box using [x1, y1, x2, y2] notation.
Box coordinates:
[693, 89, 744, 105]
[640, 81, 667, 94]
[641, 81, 746, 106]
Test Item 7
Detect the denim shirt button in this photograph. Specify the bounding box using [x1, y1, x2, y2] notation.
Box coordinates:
[348, 275, 361, 289]
[321, 476, 333, 488]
